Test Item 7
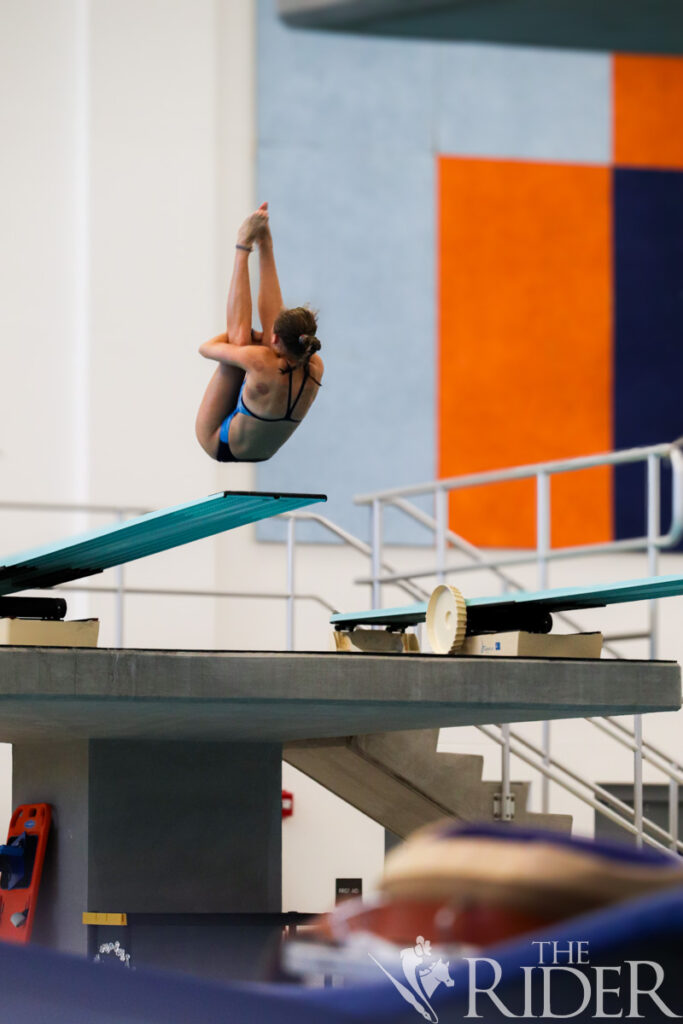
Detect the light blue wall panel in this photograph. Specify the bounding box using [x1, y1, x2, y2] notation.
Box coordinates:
[255, 1, 611, 543]
[255, 142, 436, 541]
[256, 0, 436, 542]
[435, 44, 610, 163]
[258, 15, 437, 152]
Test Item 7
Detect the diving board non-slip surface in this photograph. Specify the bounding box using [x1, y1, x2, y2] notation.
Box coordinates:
[0, 491, 325, 596]
[331, 572, 683, 631]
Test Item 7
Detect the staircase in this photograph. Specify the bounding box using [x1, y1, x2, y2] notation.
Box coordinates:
[285, 728, 572, 837]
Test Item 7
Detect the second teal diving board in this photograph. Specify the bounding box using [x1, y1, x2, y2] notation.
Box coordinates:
[331, 571, 683, 636]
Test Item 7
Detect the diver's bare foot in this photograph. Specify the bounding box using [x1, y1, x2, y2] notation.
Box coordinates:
[237, 202, 270, 249]
[254, 202, 273, 247]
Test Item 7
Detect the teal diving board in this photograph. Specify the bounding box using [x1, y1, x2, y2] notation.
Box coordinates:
[0, 491, 326, 597]
[331, 572, 683, 634]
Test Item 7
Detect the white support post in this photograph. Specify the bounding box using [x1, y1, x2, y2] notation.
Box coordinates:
[537, 471, 551, 814]
[371, 499, 383, 609]
[634, 713, 644, 848]
[286, 517, 296, 651]
[647, 453, 660, 658]
[536, 470, 550, 588]
[669, 772, 679, 853]
[541, 721, 551, 815]
[501, 724, 512, 821]
[435, 487, 447, 584]
[115, 511, 125, 649]
[633, 454, 661, 847]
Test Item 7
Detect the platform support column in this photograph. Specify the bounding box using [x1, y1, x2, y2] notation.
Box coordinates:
[13, 739, 282, 978]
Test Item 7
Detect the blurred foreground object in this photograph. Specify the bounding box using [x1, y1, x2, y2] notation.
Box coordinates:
[0, 826, 682, 1021]
[284, 822, 683, 982]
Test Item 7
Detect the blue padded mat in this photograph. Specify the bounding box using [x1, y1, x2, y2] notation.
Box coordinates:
[0, 491, 325, 596]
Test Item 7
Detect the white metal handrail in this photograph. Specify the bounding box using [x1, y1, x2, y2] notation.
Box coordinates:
[478, 725, 674, 853]
[595, 715, 683, 781]
[55, 583, 336, 611]
[353, 440, 683, 849]
[480, 722, 683, 853]
[356, 443, 683, 593]
[356, 441, 683, 527]
[286, 512, 429, 603]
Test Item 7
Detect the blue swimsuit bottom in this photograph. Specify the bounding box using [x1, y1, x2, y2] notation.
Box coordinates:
[216, 367, 318, 464]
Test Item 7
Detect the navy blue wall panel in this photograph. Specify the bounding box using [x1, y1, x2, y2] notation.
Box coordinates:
[614, 168, 683, 540]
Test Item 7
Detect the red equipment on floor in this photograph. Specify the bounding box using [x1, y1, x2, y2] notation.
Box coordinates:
[0, 804, 51, 944]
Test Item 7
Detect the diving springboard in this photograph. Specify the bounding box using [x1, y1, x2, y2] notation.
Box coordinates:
[0, 491, 325, 597]
[331, 571, 683, 635]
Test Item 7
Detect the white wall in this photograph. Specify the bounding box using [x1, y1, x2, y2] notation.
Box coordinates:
[0, 0, 88, 831]
[0, 0, 386, 915]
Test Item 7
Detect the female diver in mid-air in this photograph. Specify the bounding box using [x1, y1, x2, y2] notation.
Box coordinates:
[195, 203, 323, 463]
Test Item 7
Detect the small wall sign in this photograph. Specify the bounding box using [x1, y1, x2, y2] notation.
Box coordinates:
[335, 878, 362, 903]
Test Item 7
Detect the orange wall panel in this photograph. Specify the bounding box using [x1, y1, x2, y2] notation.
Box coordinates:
[438, 157, 612, 549]
[614, 55, 683, 169]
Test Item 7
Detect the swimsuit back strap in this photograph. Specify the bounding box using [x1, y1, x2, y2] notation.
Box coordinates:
[286, 366, 310, 421]
[285, 365, 294, 416]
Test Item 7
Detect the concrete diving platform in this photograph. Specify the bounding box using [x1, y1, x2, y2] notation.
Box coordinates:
[0, 647, 678, 741]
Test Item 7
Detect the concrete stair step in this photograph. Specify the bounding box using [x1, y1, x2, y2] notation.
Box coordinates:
[355, 729, 485, 792]
[285, 729, 572, 837]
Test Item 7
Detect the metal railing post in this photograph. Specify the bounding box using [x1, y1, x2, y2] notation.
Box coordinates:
[286, 517, 296, 651]
[435, 488, 447, 584]
[371, 499, 383, 609]
[537, 471, 551, 814]
[634, 714, 644, 847]
[479, 723, 680, 853]
[647, 453, 660, 658]
[115, 510, 125, 648]
[632, 454, 662, 846]
[540, 727, 551, 814]
[669, 771, 679, 853]
[536, 470, 551, 589]
[501, 723, 512, 821]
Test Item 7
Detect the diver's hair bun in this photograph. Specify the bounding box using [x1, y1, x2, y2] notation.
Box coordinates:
[298, 333, 322, 359]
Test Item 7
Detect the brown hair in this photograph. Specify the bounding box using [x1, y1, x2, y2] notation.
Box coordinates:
[273, 306, 321, 370]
